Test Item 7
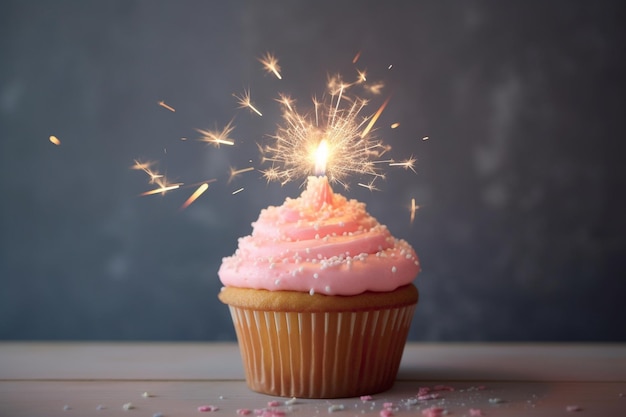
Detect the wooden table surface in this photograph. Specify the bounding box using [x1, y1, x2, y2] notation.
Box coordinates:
[0, 342, 624, 416]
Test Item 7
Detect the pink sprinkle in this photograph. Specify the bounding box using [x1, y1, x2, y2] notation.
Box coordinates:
[237, 410, 252, 416]
[267, 401, 280, 407]
[566, 405, 583, 412]
[360, 395, 373, 402]
[198, 405, 219, 412]
[380, 409, 393, 417]
[469, 409, 483, 416]
[383, 402, 393, 408]
[433, 385, 455, 392]
[418, 387, 431, 396]
[421, 407, 445, 417]
[417, 393, 440, 401]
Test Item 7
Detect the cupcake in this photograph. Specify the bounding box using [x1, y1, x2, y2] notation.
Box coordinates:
[218, 175, 420, 398]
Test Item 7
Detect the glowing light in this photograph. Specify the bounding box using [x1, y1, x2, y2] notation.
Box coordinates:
[259, 52, 282, 80]
[234, 89, 263, 116]
[157, 100, 176, 112]
[352, 51, 361, 64]
[179, 183, 209, 210]
[49, 135, 61, 146]
[422, 136, 430, 141]
[391, 122, 400, 129]
[314, 139, 329, 176]
[232, 187, 244, 195]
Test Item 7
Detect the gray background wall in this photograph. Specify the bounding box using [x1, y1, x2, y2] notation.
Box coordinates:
[1, 1, 624, 341]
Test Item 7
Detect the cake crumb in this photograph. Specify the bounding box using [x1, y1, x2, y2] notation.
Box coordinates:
[421, 407, 445, 417]
[328, 404, 345, 412]
[198, 405, 219, 412]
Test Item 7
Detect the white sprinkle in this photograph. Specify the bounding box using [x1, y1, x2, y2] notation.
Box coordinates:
[97, 405, 106, 410]
[391, 266, 397, 273]
[315, 234, 320, 240]
[285, 397, 298, 405]
[269, 263, 276, 269]
[488, 398, 505, 404]
[123, 402, 134, 410]
[325, 285, 331, 293]
[313, 273, 319, 279]
[275, 279, 281, 285]
[63, 405, 71, 411]
[142, 391, 151, 398]
[328, 404, 345, 412]
[153, 413, 164, 417]
[309, 288, 315, 296]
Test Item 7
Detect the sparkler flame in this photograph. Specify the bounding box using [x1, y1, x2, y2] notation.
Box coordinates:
[260, 75, 392, 188]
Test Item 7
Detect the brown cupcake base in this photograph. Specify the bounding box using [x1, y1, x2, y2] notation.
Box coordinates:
[219, 284, 418, 398]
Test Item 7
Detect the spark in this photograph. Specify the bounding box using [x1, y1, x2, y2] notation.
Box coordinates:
[157, 100, 176, 112]
[364, 81, 385, 95]
[234, 89, 263, 116]
[388, 64, 393, 70]
[179, 183, 209, 210]
[410, 198, 419, 224]
[356, 69, 367, 83]
[196, 119, 236, 147]
[362, 95, 391, 138]
[140, 183, 182, 196]
[232, 187, 244, 195]
[261, 80, 391, 187]
[389, 155, 417, 173]
[258, 52, 282, 80]
[49, 135, 61, 146]
[391, 122, 400, 129]
[422, 136, 430, 141]
[276, 93, 294, 112]
[228, 166, 255, 183]
[352, 51, 362, 64]
[357, 179, 380, 192]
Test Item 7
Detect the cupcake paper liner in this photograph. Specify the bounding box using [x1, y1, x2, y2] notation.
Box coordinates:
[227, 303, 416, 398]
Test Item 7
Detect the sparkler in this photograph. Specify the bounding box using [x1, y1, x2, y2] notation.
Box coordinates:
[133, 51, 424, 220]
[260, 76, 395, 189]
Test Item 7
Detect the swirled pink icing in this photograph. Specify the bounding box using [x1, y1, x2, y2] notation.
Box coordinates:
[218, 176, 420, 296]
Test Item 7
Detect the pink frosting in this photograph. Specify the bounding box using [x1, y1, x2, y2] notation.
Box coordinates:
[218, 176, 420, 296]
